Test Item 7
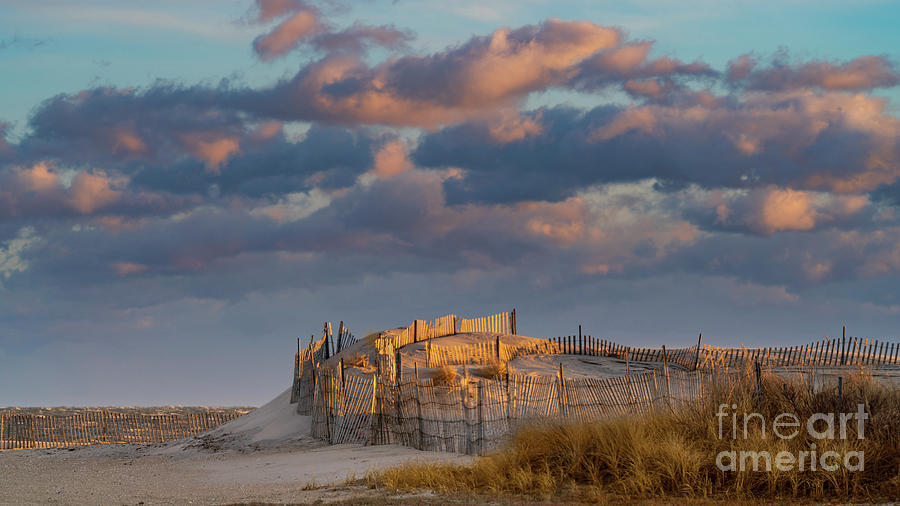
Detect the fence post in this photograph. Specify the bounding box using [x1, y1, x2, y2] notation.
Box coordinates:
[754, 361, 762, 402]
[0, 412, 4, 450]
[661, 345, 671, 409]
[476, 381, 484, 455]
[413, 319, 418, 343]
[625, 350, 630, 380]
[838, 376, 843, 408]
[322, 371, 332, 443]
[840, 326, 846, 365]
[557, 363, 566, 418]
[464, 377, 472, 455]
[694, 333, 703, 370]
[414, 364, 424, 450]
[495, 336, 501, 363]
[324, 322, 331, 360]
[337, 321, 344, 353]
[578, 325, 582, 355]
[510, 309, 516, 335]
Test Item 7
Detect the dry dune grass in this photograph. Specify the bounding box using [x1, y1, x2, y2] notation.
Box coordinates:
[344, 353, 371, 369]
[371, 369, 900, 501]
[432, 365, 458, 386]
[473, 360, 507, 380]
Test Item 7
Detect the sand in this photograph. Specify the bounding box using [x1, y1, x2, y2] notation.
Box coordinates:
[0, 387, 472, 504]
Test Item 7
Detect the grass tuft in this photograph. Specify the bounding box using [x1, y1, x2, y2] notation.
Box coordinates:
[473, 360, 507, 380]
[432, 365, 458, 386]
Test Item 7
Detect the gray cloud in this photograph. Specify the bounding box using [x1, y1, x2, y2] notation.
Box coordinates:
[727, 52, 900, 91]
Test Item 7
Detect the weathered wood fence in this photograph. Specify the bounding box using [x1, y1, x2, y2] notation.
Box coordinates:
[0, 409, 249, 450]
[310, 351, 713, 454]
[425, 338, 559, 367]
[292, 314, 900, 456]
[695, 335, 900, 370]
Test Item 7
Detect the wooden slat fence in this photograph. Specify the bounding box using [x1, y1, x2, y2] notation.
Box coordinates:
[292, 334, 327, 408]
[373, 310, 516, 352]
[320, 363, 718, 455]
[294, 314, 900, 457]
[426, 339, 561, 368]
[0, 409, 248, 450]
[547, 335, 698, 369]
[458, 311, 514, 334]
[692, 336, 900, 372]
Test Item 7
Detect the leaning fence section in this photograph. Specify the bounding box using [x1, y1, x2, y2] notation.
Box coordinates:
[0, 409, 248, 450]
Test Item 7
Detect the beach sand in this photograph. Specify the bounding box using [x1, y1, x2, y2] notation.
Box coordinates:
[0, 388, 472, 504]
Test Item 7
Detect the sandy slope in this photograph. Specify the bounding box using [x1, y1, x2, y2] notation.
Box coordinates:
[0, 387, 472, 504]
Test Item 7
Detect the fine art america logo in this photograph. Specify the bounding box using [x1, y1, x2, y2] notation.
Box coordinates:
[715, 404, 867, 472]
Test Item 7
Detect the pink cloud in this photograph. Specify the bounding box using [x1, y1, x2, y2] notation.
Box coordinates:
[253, 9, 320, 61]
[372, 140, 413, 178]
[701, 186, 872, 235]
[111, 127, 148, 155]
[66, 170, 122, 214]
[486, 111, 543, 143]
[274, 19, 620, 127]
[252, 0, 308, 23]
[179, 133, 241, 172]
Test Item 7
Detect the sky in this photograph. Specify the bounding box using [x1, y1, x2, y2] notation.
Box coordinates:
[2, 0, 900, 407]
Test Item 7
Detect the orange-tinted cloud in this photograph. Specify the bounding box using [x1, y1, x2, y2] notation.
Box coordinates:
[252, 0, 307, 23]
[372, 140, 413, 178]
[253, 9, 319, 61]
[179, 133, 241, 172]
[111, 127, 148, 155]
[66, 170, 122, 214]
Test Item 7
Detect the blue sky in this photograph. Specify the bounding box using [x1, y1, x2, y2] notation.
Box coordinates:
[1, 0, 900, 406]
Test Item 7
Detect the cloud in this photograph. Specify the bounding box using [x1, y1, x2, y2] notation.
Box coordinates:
[253, 8, 320, 60]
[682, 185, 874, 236]
[311, 23, 414, 53]
[248, 0, 413, 61]
[371, 140, 413, 178]
[178, 133, 241, 172]
[573, 40, 716, 98]
[727, 52, 900, 91]
[237, 19, 622, 125]
[251, 0, 309, 23]
[0, 162, 198, 220]
[2, 9, 900, 330]
[413, 91, 900, 204]
[0, 227, 38, 280]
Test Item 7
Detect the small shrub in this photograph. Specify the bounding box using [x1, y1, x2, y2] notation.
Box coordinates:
[474, 360, 507, 380]
[432, 365, 458, 386]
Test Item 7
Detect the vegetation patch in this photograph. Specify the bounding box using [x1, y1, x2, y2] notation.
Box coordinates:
[370, 369, 900, 501]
